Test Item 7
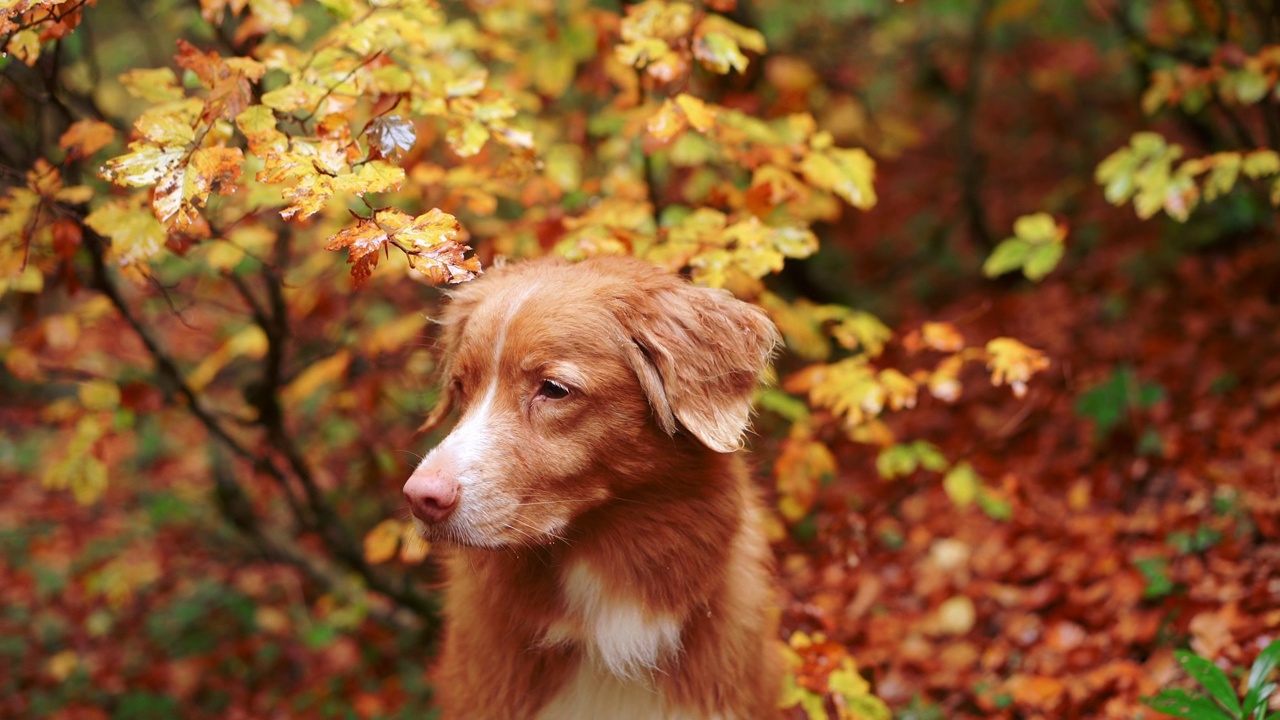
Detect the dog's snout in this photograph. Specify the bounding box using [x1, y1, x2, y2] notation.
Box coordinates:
[404, 469, 459, 523]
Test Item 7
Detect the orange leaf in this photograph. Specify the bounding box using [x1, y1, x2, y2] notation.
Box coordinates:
[59, 120, 116, 158]
[363, 519, 404, 565]
[647, 99, 687, 144]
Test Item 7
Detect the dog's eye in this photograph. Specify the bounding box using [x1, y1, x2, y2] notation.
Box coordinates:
[537, 379, 570, 400]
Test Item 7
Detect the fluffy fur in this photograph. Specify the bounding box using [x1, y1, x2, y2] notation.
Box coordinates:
[403, 256, 782, 719]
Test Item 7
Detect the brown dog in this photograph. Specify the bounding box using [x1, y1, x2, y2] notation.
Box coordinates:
[404, 256, 782, 719]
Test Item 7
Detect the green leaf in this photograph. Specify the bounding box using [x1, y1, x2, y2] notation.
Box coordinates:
[1176, 650, 1242, 717]
[1227, 69, 1270, 105]
[1145, 689, 1236, 720]
[875, 444, 918, 479]
[942, 462, 980, 507]
[1244, 639, 1280, 716]
[1135, 557, 1175, 599]
[983, 239, 1030, 278]
[976, 489, 1013, 521]
[757, 389, 810, 423]
[1023, 241, 1065, 281]
[915, 441, 948, 472]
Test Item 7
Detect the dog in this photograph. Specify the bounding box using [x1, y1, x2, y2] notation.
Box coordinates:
[403, 256, 782, 719]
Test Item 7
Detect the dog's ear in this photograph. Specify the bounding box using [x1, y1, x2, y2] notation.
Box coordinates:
[618, 281, 780, 453]
[417, 279, 488, 434]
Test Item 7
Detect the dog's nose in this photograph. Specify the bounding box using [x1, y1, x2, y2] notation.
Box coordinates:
[403, 469, 459, 523]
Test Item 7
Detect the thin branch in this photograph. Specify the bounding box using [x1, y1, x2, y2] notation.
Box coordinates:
[84, 229, 259, 465]
[956, 0, 995, 248]
[86, 227, 440, 624]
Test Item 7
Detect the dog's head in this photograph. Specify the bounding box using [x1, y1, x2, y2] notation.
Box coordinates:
[403, 256, 779, 547]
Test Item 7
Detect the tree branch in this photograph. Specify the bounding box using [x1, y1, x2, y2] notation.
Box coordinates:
[957, 0, 995, 248]
[86, 227, 441, 625]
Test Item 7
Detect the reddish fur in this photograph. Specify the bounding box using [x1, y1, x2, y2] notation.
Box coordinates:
[407, 256, 782, 719]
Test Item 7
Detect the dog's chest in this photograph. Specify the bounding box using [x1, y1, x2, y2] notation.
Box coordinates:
[535, 561, 692, 718]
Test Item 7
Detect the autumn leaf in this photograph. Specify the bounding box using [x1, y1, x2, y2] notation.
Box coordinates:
[942, 462, 980, 507]
[693, 14, 765, 74]
[399, 522, 430, 564]
[800, 147, 877, 210]
[281, 350, 351, 408]
[100, 142, 186, 188]
[986, 337, 1049, 398]
[983, 212, 1067, 281]
[366, 115, 417, 158]
[78, 380, 121, 411]
[42, 416, 109, 506]
[6, 29, 40, 66]
[119, 67, 187, 103]
[60, 120, 116, 158]
[775, 426, 836, 522]
[187, 325, 270, 393]
[84, 198, 169, 266]
[363, 518, 405, 564]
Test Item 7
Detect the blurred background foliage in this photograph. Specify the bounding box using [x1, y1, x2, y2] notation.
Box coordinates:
[2, 0, 1279, 718]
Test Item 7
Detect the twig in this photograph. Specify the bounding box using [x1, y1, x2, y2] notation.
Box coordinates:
[957, 0, 995, 248]
[85, 227, 440, 625]
[84, 229, 259, 464]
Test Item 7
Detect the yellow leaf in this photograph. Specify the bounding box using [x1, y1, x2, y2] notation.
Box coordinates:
[236, 105, 287, 156]
[331, 160, 405, 197]
[447, 120, 489, 157]
[43, 416, 107, 504]
[46, 650, 79, 682]
[803, 147, 877, 209]
[6, 29, 40, 66]
[72, 456, 108, 505]
[694, 32, 749, 74]
[100, 142, 186, 188]
[693, 15, 765, 74]
[366, 314, 428, 355]
[1, 264, 44, 296]
[4, 346, 41, 380]
[281, 350, 350, 408]
[1012, 212, 1066, 244]
[261, 83, 324, 113]
[985, 337, 1049, 398]
[135, 108, 197, 147]
[202, 241, 245, 270]
[78, 380, 121, 411]
[399, 522, 430, 564]
[674, 94, 715, 133]
[774, 428, 836, 522]
[363, 518, 404, 564]
[921, 321, 965, 352]
[84, 199, 169, 266]
[831, 311, 890, 357]
[119, 67, 186, 103]
[647, 99, 688, 143]
[187, 325, 270, 393]
[878, 369, 917, 411]
[928, 354, 965, 402]
[943, 462, 980, 508]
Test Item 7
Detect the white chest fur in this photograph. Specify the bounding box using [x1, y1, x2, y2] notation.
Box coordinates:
[536, 561, 689, 718]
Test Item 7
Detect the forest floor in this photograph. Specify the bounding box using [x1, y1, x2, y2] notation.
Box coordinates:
[772, 224, 1280, 718]
[8, 231, 1278, 720]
